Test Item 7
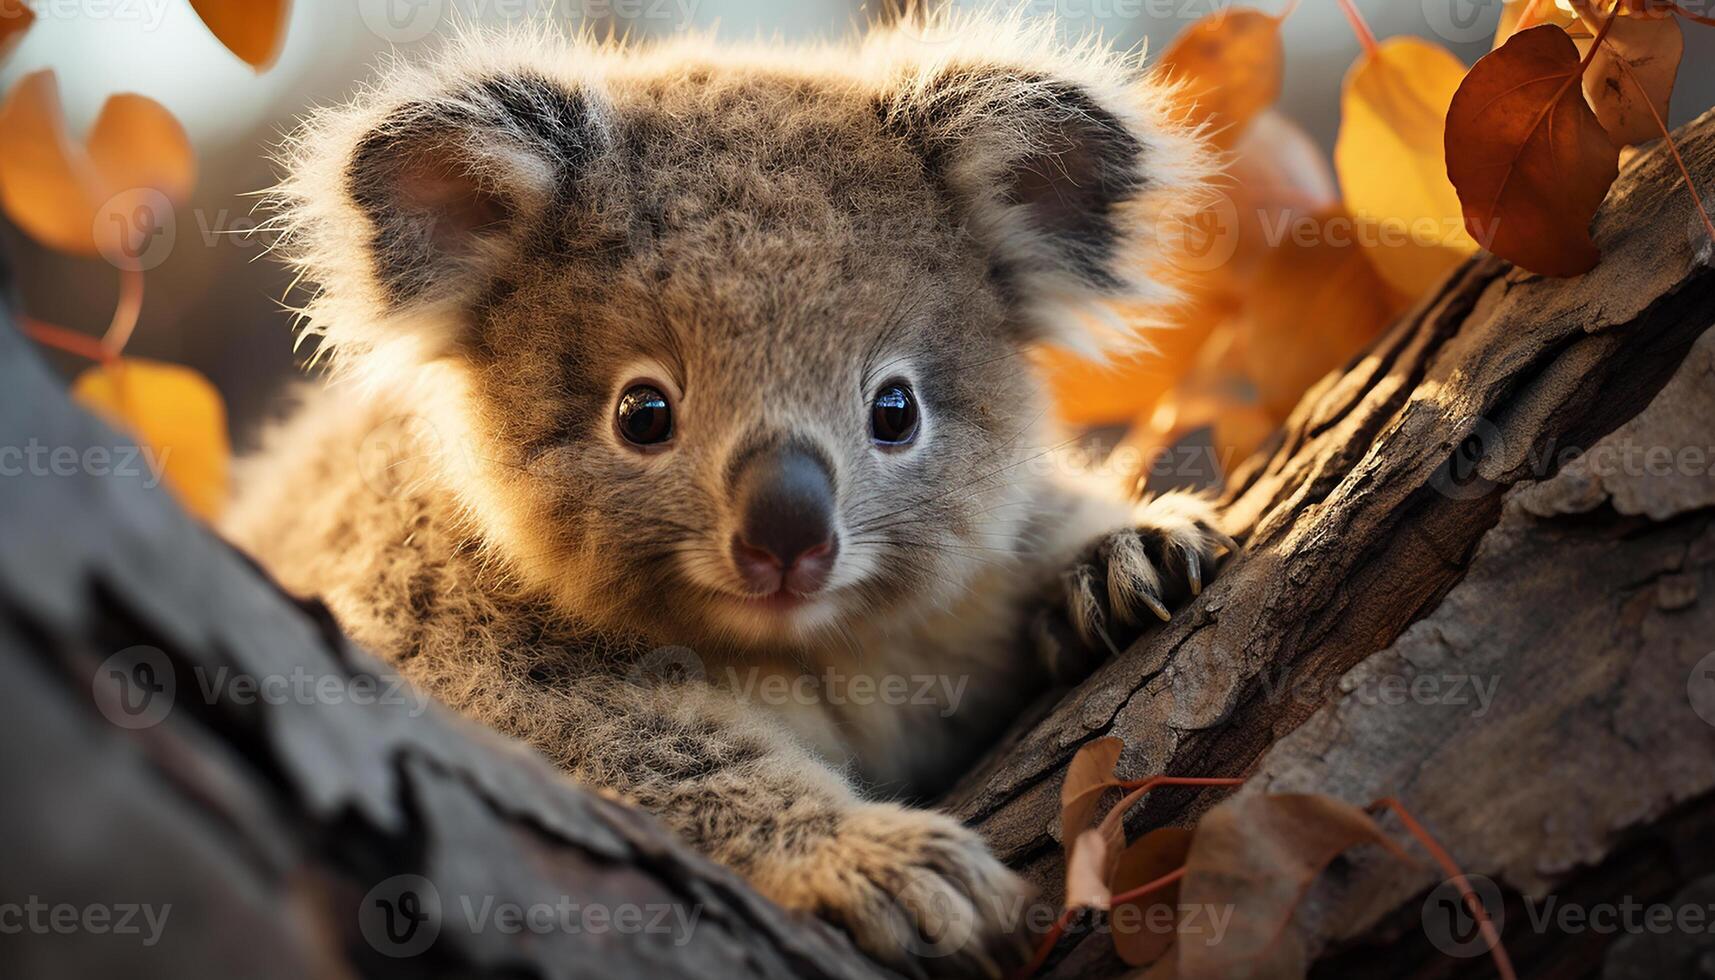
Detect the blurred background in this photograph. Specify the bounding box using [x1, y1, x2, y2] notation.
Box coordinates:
[3, 0, 1711, 467]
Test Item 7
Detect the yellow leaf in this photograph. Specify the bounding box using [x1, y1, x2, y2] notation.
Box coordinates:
[73, 359, 231, 521]
[189, 0, 291, 71]
[0, 0, 34, 58]
[1335, 37, 1476, 298]
[0, 70, 197, 260]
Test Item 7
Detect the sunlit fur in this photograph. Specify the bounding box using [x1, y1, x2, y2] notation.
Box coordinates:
[229, 13, 1216, 975]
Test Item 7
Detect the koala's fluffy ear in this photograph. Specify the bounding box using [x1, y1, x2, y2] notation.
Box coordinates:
[271, 63, 606, 373]
[872, 25, 1212, 356]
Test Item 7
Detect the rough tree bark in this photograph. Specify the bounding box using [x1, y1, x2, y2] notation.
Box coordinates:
[3, 108, 1713, 980]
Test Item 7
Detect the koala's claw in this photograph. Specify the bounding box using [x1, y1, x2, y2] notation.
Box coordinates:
[1037, 492, 1232, 682]
[766, 804, 1033, 979]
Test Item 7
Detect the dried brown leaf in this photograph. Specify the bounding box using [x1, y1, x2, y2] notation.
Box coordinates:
[1445, 24, 1620, 276]
[1176, 794, 1415, 980]
[1112, 827, 1195, 967]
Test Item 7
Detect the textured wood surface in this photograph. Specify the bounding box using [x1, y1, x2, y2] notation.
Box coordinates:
[946, 110, 1715, 977]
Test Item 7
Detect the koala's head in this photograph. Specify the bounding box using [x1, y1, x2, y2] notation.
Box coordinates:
[272, 19, 1208, 651]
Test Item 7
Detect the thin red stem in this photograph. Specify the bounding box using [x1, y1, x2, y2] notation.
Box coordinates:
[1579, 2, 1620, 72]
[102, 267, 144, 355]
[1015, 907, 1079, 980]
[1108, 865, 1188, 907]
[23, 318, 118, 365]
[1335, 0, 1380, 58]
[1372, 798, 1516, 980]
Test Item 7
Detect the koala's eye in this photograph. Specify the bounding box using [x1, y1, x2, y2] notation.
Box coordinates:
[616, 384, 673, 448]
[871, 383, 919, 447]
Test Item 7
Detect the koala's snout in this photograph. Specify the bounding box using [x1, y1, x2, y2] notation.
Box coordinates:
[729, 443, 839, 596]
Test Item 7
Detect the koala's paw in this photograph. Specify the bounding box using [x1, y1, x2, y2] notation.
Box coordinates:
[768, 803, 1033, 979]
[1035, 492, 1234, 682]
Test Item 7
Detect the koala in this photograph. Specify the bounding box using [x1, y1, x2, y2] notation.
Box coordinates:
[225, 15, 1228, 977]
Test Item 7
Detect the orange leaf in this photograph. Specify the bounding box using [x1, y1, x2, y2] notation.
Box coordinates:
[0, 0, 34, 58]
[1112, 827, 1194, 967]
[87, 94, 197, 205]
[1224, 110, 1340, 285]
[1157, 8, 1284, 149]
[1039, 285, 1236, 427]
[1334, 37, 1477, 297]
[0, 71, 105, 255]
[1240, 208, 1399, 419]
[1570, 0, 1683, 147]
[1119, 322, 1277, 490]
[1177, 794, 1415, 980]
[72, 359, 231, 521]
[189, 0, 291, 71]
[1042, 111, 1329, 428]
[1445, 25, 1621, 277]
[0, 71, 196, 260]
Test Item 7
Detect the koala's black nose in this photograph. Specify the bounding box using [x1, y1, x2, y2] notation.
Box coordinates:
[730, 443, 838, 596]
